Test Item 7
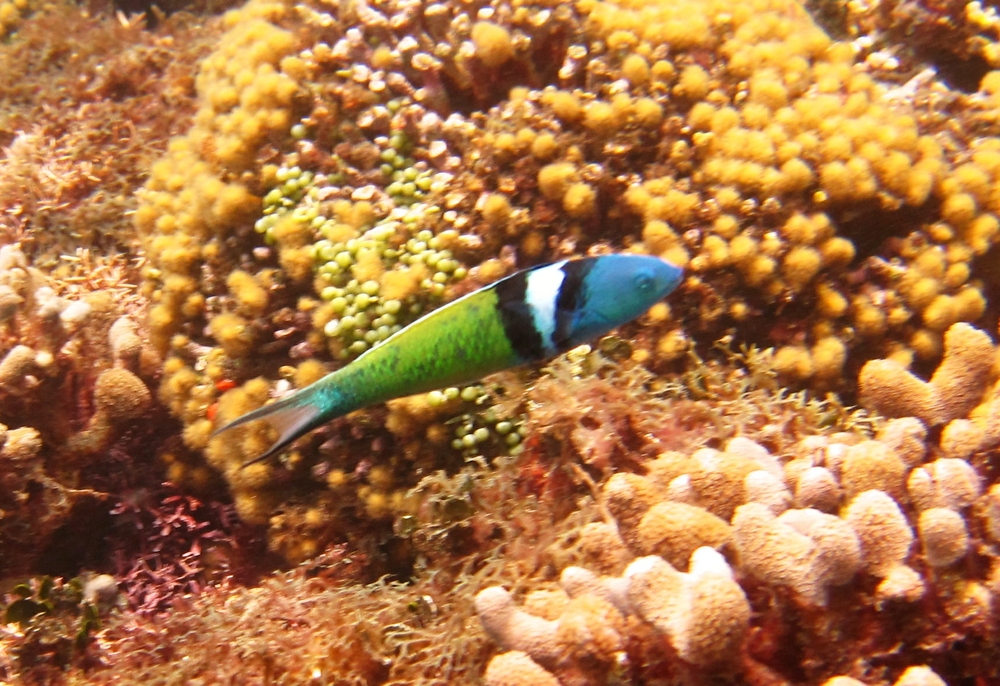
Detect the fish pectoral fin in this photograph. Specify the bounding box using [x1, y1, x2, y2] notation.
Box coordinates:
[213, 393, 326, 468]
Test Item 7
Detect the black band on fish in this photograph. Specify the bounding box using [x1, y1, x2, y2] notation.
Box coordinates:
[552, 258, 593, 350]
[494, 267, 548, 361]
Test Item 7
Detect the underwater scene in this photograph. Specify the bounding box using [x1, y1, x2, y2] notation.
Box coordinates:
[3, 0, 1000, 682]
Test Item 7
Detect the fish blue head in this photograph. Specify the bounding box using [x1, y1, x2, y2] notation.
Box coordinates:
[559, 253, 683, 348]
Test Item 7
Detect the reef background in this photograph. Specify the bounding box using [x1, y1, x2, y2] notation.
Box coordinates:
[3, 0, 1000, 683]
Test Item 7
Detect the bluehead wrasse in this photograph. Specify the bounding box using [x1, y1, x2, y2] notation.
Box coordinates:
[213, 253, 683, 466]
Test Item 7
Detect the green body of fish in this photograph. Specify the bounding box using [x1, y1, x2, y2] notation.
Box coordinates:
[214, 254, 683, 464]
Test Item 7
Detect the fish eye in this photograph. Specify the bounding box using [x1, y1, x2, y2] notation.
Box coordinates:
[634, 271, 655, 292]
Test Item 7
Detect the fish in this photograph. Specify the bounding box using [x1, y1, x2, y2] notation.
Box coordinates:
[213, 253, 683, 466]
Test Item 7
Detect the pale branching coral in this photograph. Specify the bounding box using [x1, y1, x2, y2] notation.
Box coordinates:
[634, 501, 731, 570]
[732, 502, 861, 606]
[602, 472, 663, 546]
[907, 458, 983, 511]
[65, 368, 152, 457]
[475, 585, 628, 682]
[917, 507, 970, 568]
[744, 469, 793, 514]
[859, 323, 995, 426]
[939, 418, 986, 460]
[109, 316, 144, 368]
[0, 243, 160, 572]
[484, 651, 560, 686]
[479, 545, 749, 677]
[874, 564, 926, 604]
[93, 368, 152, 424]
[875, 417, 929, 467]
[0, 344, 40, 394]
[683, 447, 769, 519]
[475, 587, 562, 665]
[838, 440, 907, 501]
[843, 490, 915, 579]
[893, 666, 948, 686]
[576, 522, 632, 575]
[624, 548, 750, 667]
[793, 466, 842, 512]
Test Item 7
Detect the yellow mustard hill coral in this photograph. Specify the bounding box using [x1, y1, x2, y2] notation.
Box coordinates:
[0, 0, 30, 39]
[527, 0, 1000, 389]
[137, 0, 303, 350]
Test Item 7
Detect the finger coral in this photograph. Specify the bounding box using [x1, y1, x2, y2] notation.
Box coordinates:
[625, 548, 750, 667]
[838, 440, 907, 501]
[0, 244, 161, 573]
[907, 458, 983, 511]
[476, 545, 749, 680]
[917, 507, 970, 568]
[484, 651, 560, 686]
[793, 466, 842, 511]
[733, 502, 861, 606]
[635, 501, 732, 570]
[859, 323, 995, 426]
[475, 587, 562, 665]
[843, 489, 915, 579]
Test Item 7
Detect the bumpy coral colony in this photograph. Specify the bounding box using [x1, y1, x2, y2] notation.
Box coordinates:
[6, 0, 1000, 681]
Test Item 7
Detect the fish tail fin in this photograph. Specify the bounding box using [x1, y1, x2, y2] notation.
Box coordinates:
[212, 386, 329, 468]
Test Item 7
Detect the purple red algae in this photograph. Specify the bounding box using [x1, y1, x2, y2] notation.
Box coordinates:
[3, 0, 1000, 683]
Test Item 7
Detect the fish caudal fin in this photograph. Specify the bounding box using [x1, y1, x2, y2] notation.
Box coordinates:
[212, 389, 327, 468]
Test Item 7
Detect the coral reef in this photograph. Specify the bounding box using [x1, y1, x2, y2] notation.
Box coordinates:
[0, 327, 998, 684]
[0, 242, 168, 574]
[124, 0, 1000, 563]
[0, 0, 221, 578]
[6, 0, 1000, 683]
[859, 322, 995, 426]
[469, 363, 1000, 684]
